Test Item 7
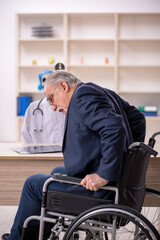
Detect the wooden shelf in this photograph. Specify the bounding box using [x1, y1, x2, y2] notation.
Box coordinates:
[146, 116, 160, 120]
[117, 90, 160, 94]
[17, 90, 44, 94]
[18, 38, 64, 42]
[67, 64, 114, 68]
[118, 38, 160, 41]
[17, 116, 25, 120]
[16, 12, 160, 141]
[19, 65, 55, 68]
[118, 65, 160, 68]
[68, 38, 115, 41]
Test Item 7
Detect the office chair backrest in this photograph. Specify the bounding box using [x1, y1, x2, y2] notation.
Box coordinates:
[118, 141, 158, 212]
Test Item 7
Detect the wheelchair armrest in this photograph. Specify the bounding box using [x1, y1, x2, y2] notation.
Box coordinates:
[128, 142, 158, 157]
[52, 173, 116, 190]
[53, 173, 81, 185]
[42, 174, 119, 205]
[52, 173, 119, 203]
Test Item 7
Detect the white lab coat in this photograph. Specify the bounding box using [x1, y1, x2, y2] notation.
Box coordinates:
[21, 98, 65, 144]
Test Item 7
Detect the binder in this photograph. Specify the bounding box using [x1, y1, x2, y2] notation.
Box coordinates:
[17, 96, 32, 116]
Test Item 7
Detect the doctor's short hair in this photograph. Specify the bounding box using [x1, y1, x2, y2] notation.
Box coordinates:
[46, 71, 82, 88]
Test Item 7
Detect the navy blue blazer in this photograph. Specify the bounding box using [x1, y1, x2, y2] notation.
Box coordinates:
[62, 82, 146, 197]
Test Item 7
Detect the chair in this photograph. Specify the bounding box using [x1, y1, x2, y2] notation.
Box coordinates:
[21, 132, 160, 240]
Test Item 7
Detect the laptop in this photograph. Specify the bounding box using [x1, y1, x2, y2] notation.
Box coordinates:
[11, 145, 62, 154]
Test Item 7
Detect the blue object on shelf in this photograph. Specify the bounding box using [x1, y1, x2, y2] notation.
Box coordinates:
[38, 69, 53, 90]
[17, 97, 21, 116]
[141, 111, 158, 116]
[17, 96, 32, 116]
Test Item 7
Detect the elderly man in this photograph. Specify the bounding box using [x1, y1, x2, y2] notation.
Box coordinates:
[2, 71, 145, 240]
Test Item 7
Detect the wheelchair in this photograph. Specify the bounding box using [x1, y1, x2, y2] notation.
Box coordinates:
[21, 132, 160, 240]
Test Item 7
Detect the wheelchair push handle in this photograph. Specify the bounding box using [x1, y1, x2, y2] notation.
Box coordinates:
[148, 131, 160, 148]
[150, 131, 160, 140]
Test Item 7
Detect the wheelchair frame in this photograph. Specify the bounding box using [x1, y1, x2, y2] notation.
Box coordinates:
[22, 175, 160, 240]
[22, 175, 119, 239]
[21, 133, 160, 240]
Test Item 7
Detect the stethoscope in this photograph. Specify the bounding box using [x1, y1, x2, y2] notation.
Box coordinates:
[33, 98, 44, 132]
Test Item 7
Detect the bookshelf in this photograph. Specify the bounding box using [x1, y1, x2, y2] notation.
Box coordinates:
[16, 13, 160, 141]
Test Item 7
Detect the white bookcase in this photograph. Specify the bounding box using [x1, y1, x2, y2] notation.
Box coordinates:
[16, 13, 160, 142]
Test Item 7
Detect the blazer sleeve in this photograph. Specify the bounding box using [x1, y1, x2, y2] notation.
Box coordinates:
[74, 86, 126, 182]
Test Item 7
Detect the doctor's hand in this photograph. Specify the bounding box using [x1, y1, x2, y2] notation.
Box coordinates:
[81, 173, 108, 191]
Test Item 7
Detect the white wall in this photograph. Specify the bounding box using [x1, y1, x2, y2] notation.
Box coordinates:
[0, 0, 160, 142]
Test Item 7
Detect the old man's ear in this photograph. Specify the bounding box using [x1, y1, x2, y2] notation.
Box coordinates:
[60, 81, 69, 92]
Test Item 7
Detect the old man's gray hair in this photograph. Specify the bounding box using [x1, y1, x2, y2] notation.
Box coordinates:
[47, 71, 82, 88]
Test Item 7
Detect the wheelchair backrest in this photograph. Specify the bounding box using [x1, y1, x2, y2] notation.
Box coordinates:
[118, 139, 158, 212]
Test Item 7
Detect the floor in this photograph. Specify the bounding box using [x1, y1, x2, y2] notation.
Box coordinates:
[0, 206, 18, 237]
[0, 206, 159, 239]
[0, 206, 65, 239]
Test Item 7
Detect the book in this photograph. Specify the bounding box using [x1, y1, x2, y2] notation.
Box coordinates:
[141, 112, 158, 116]
[17, 96, 32, 116]
[138, 106, 158, 112]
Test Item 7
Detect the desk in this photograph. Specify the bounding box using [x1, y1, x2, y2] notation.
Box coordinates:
[0, 143, 159, 206]
[0, 143, 63, 205]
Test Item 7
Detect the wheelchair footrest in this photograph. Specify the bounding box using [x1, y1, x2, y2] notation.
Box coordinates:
[46, 191, 112, 216]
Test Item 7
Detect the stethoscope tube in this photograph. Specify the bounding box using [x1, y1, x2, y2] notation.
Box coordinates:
[33, 98, 44, 132]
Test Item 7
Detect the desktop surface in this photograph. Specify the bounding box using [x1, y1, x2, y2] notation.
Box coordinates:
[0, 143, 63, 160]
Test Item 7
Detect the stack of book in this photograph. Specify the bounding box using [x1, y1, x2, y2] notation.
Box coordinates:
[138, 106, 158, 116]
[31, 24, 53, 38]
[17, 96, 32, 116]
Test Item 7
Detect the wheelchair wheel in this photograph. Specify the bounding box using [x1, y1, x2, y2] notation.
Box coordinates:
[142, 188, 160, 235]
[63, 204, 160, 240]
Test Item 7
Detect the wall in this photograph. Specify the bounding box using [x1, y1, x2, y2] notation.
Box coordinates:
[0, 0, 160, 142]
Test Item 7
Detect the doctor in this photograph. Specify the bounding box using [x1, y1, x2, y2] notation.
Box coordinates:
[21, 64, 66, 144]
[21, 98, 65, 144]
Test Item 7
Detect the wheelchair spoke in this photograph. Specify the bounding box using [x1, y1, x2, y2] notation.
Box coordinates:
[143, 188, 160, 235]
[64, 205, 159, 240]
[141, 207, 160, 235]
